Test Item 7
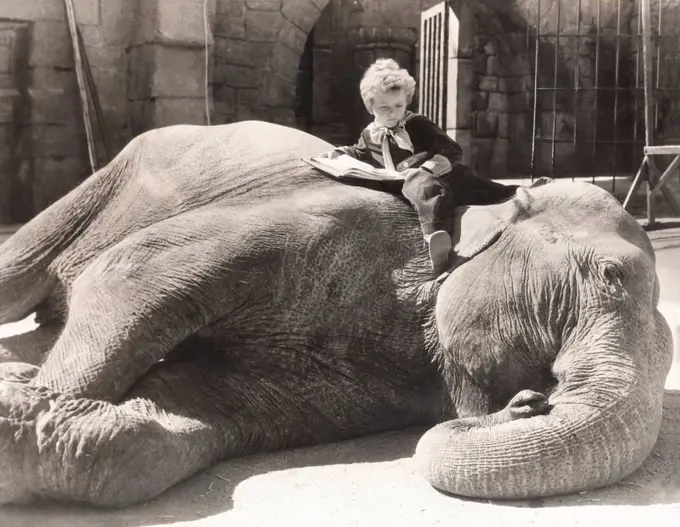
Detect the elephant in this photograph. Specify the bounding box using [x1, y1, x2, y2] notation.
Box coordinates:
[0, 121, 673, 508]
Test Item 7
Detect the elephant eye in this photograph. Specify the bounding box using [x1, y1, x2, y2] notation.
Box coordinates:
[599, 261, 624, 287]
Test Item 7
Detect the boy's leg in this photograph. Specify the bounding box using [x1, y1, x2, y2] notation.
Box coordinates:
[445, 164, 519, 206]
[401, 169, 454, 276]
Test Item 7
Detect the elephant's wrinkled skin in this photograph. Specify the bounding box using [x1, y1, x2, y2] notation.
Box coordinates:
[0, 122, 673, 507]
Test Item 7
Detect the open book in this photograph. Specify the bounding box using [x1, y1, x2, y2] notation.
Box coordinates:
[303, 151, 403, 182]
[303, 150, 432, 182]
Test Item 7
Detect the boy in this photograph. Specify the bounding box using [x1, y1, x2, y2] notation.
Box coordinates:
[334, 58, 519, 277]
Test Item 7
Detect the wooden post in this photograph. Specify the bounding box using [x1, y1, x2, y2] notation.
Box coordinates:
[63, 0, 97, 173]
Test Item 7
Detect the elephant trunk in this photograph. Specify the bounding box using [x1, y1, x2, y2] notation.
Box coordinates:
[415, 309, 673, 499]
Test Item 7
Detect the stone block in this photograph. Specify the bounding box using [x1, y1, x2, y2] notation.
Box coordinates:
[246, 10, 282, 42]
[236, 87, 258, 106]
[471, 137, 494, 172]
[217, 0, 244, 15]
[281, 0, 320, 33]
[278, 19, 307, 52]
[0, 0, 99, 25]
[132, 97, 207, 133]
[270, 44, 300, 83]
[214, 63, 259, 88]
[101, 0, 136, 47]
[498, 75, 526, 93]
[508, 92, 530, 112]
[30, 124, 83, 157]
[479, 75, 498, 92]
[89, 67, 127, 110]
[33, 155, 89, 214]
[129, 44, 206, 99]
[473, 53, 487, 75]
[213, 85, 236, 107]
[30, 66, 77, 91]
[0, 92, 19, 123]
[84, 44, 126, 71]
[475, 111, 498, 138]
[25, 89, 79, 125]
[215, 38, 270, 68]
[451, 59, 475, 129]
[214, 13, 245, 39]
[498, 112, 509, 138]
[487, 55, 500, 76]
[133, 0, 214, 47]
[72, 0, 101, 25]
[29, 20, 72, 68]
[261, 74, 295, 107]
[0, 45, 11, 73]
[472, 91, 488, 111]
[488, 92, 508, 113]
[257, 107, 296, 126]
[247, 0, 281, 10]
[491, 138, 510, 176]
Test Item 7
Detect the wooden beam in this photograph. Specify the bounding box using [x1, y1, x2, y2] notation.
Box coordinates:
[623, 156, 648, 210]
[645, 145, 680, 155]
[651, 155, 680, 195]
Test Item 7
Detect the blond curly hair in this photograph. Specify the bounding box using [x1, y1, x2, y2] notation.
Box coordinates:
[359, 58, 416, 113]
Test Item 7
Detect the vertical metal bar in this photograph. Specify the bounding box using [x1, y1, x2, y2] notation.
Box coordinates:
[435, 11, 445, 128]
[419, 11, 425, 114]
[572, 0, 582, 152]
[550, 0, 561, 176]
[441, 1, 450, 131]
[525, 4, 532, 178]
[632, 0, 642, 170]
[430, 15, 437, 122]
[641, 0, 657, 224]
[530, 0, 541, 177]
[654, 0, 662, 131]
[591, 0, 601, 184]
[427, 17, 434, 119]
[433, 13, 440, 125]
[611, 0, 622, 193]
[641, 0, 656, 148]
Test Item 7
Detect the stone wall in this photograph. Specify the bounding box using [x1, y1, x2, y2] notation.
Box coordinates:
[0, 0, 134, 222]
[211, 0, 330, 126]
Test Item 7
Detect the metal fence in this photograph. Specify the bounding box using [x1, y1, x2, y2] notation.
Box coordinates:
[419, 2, 449, 130]
[419, 0, 680, 204]
[526, 0, 680, 191]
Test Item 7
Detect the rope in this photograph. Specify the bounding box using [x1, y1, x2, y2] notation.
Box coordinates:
[203, 0, 211, 125]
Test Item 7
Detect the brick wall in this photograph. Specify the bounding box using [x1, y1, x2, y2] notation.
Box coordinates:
[212, 0, 330, 126]
[0, 0, 133, 222]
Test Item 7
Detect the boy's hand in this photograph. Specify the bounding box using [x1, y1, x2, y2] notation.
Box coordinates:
[320, 149, 344, 159]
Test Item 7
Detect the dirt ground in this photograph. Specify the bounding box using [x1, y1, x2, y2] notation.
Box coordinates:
[0, 222, 678, 527]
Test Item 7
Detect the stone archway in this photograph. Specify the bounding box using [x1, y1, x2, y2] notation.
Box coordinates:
[212, 0, 331, 126]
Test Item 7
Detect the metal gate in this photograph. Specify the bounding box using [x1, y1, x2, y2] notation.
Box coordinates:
[418, 2, 450, 129]
[526, 0, 680, 190]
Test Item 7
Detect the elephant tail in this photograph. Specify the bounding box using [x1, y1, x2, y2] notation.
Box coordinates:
[0, 152, 128, 325]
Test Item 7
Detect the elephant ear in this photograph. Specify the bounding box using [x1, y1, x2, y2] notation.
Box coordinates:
[451, 188, 530, 260]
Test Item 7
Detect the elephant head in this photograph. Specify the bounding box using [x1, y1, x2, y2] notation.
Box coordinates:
[415, 182, 673, 498]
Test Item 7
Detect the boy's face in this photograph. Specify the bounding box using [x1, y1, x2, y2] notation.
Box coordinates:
[371, 88, 408, 128]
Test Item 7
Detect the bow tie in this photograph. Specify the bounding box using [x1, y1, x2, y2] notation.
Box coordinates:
[367, 121, 414, 153]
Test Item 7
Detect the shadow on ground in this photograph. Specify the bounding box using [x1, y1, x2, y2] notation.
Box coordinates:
[0, 390, 678, 527]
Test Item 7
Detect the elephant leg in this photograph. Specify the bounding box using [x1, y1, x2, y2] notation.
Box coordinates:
[0, 323, 61, 365]
[1, 349, 418, 507]
[30, 208, 268, 401]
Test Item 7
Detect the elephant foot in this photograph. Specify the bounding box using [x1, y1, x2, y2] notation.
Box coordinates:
[529, 177, 554, 188]
[0, 381, 55, 504]
[502, 390, 551, 421]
